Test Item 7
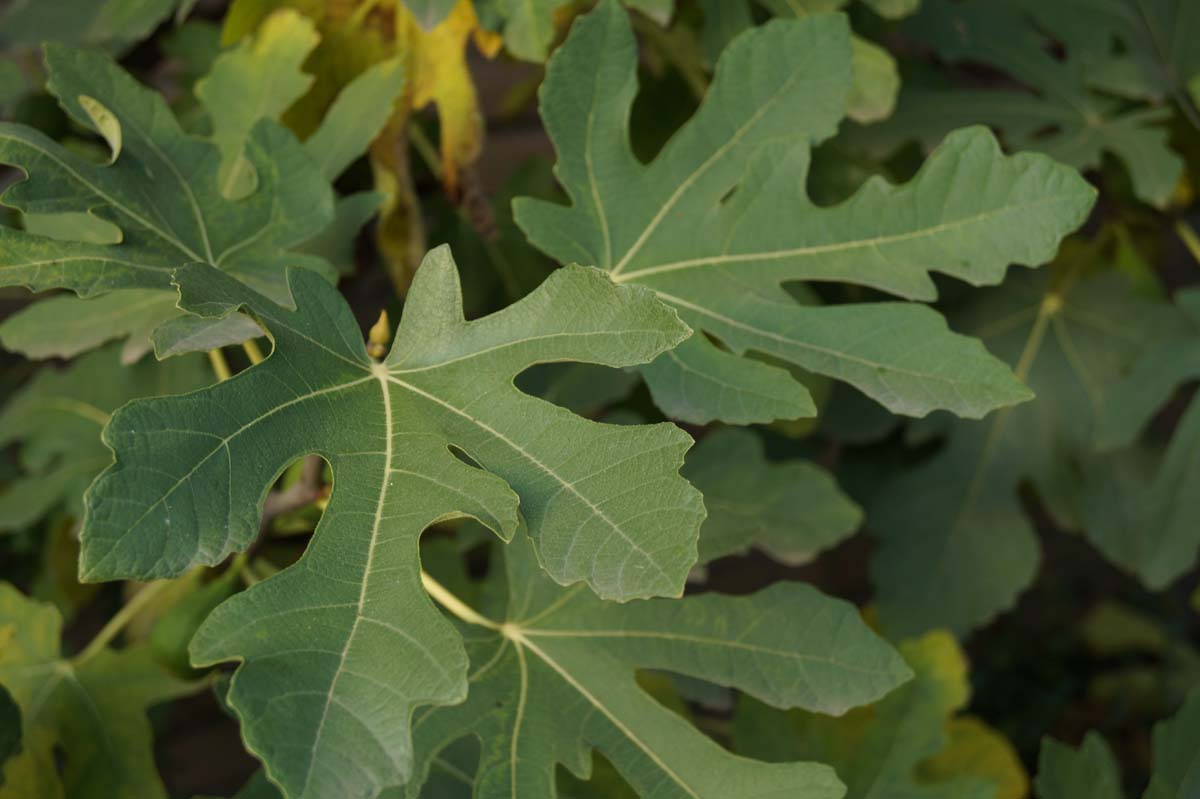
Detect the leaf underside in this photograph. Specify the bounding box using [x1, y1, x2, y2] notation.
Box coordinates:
[81, 246, 704, 799]
[517, 0, 1095, 425]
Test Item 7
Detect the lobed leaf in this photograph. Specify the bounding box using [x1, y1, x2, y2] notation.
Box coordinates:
[81, 245, 704, 798]
[857, 0, 1188, 208]
[517, 0, 1095, 425]
[403, 528, 910, 798]
[868, 263, 1186, 636]
[0, 584, 199, 798]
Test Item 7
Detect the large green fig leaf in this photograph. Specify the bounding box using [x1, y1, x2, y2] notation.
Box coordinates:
[0, 344, 209, 534]
[1082, 287, 1200, 588]
[1034, 690, 1200, 799]
[860, 0, 1186, 208]
[734, 631, 1026, 799]
[0, 584, 199, 798]
[868, 256, 1186, 636]
[81, 245, 704, 798]
[516, 0, 1095, 426]
[402, 528, 911, 798]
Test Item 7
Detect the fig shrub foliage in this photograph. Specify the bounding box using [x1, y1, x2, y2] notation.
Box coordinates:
[0, 1, 1197, 798]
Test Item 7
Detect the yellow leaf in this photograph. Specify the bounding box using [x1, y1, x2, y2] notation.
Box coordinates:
[920, 717, 1030, 799]
[223, 0, 494, 291]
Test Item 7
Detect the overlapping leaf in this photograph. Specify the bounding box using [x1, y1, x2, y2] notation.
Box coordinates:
[0, 584, 199, 798]
[682, 427, 861, 564]
[402, 528, 911, 798]
[868, 255, 1186, 637]
[223, 0, 497, 290]
[0, 345, 208, 534]
[0, 27, 401, 360]
[0, 45, 334, 300]
[1034, 690, 1200, 799]
[517, 0, 1095, 426]
[734, 631, 1028, 799]
[698, 0, 911, 123]
[1081, 287, 1200, 588]
[859, 0, 1187, 208]
[474, 0, 672, 62]
[80, 246, 704, 798]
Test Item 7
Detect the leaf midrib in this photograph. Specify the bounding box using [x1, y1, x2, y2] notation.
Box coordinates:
[610, 192, 1091, 285]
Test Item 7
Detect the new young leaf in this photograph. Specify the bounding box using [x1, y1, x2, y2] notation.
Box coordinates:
[81, 246, 704, 798]
[517, 0, 1095, 425]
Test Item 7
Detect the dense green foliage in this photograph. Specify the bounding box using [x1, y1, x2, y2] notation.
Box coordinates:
[0, 1, 1197, 797]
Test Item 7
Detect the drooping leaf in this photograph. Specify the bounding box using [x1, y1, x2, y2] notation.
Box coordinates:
[304, 58, 407, 182]
[517, 0, 1094, 426]
[682, 427, 862, 564]
[0, 344, 209, 534]
[402, 527, 911, 798]
[1034, 690, 1200, 799]
[868, 256, 1186, 636]
[859, 0, 1186, 208]
[196, 9, 320, 200]
[196, 10, 404, 275]
[0, 583, 199, 798]
[734, 630, 1020, 799]
[1081, 287, 1200, 588]
[223, 0, 495, 290]
[0, 289, 179, 363]
[80, 246, 703, 798]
